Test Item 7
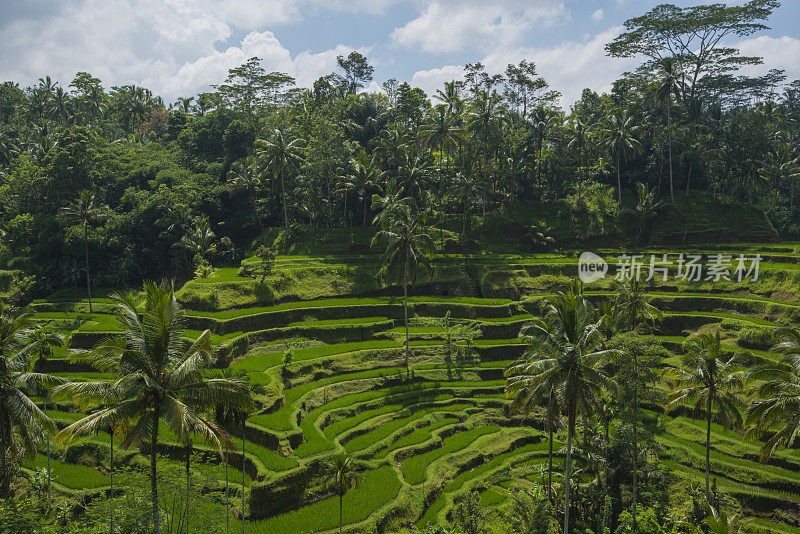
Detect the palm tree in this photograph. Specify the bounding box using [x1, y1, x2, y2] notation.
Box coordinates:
[227, 156, 264, 231]
[666, 332, 745, 497]
[505, 284, 618, 534]
[348, 150, 385, 228]
[180, 215, 230, 265]
[334, 172, 356, 227]
[565, 118, 590, 201]
[0, 309, 63, 497]
[758, 144, 800, 214]
[452, 172, 484, 239]
[59, 191, 109, 312]
[256, 129, 305, 229]
[322, 452, 359, 534]
[434, 81, 462, 114]
[601, 111, 642, 205]
[25, 326, 64, 509]
[423, 106, 461, 180]
[622, 182, 667, 243]
[655, 57, 682, 202]
[371, 207, 433, 376]
[53, 282, 252, 534]
[746, 327, 800, 463]
[468, 90, 499, 189]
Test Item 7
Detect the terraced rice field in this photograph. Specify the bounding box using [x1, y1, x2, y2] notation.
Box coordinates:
[31, 246, 800, 532]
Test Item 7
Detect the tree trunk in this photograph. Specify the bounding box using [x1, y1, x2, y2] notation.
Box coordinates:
[668, 101, 674, 203]
[280, 166, 289, 230]
[151, 409, 161, 534]
[706, 397, 712, 497]
[225, 441, 230, 534]
[242, 419, 247, 534]
[403, 257, 410, 377]
[45, 396, 51, 511]
[339, 494, 343, 534]
[110, 429, 114, 534]
[250, 190, 263, 231]
[564, 408, 575, 534]
[632, 381, 638, 524]
[616, 150, 622, 205]
[0, 416, 8, 498]
[185, 441, 192, 533]
[84, 222, 93, 313]
[547, 422, 553, 503]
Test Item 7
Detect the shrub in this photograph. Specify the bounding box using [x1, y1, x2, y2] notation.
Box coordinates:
[737, 328, 776, 350]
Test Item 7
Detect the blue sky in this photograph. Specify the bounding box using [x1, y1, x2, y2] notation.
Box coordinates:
[1, 1, 799, 107]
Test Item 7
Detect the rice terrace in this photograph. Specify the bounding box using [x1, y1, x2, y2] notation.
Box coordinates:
[3, 1, 800, 533]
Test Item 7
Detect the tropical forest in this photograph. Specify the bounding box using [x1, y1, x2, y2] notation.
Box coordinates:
[2, 1, 800, 533]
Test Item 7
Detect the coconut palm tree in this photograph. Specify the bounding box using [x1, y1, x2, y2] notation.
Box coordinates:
[256, 129, 305, 229]
[758, 144, 800, 214]
[565, 118, 590, 201]
[746, 327, 800, 463]
[59, 190, 109, 312]
[601, 111, 642, 205]
[452, 171, 484, 239]
[371, 206, 433, 376]
[423, 106, 461, 180]
[322, 452, 359, 534]
[666, 331, 745, 497]
[622, 182, 667, 244]
[227, 156, 264, 231]
[24, 326, 64, 509]
[347, 150, 384, 227]
[655, 57, 682, 202]
[180, 215, 230, 266]
[434, 81, 462, 115]
[505, 283, 618, 534]
[0, 309, 63, 498]
[53, 282, 252, 534]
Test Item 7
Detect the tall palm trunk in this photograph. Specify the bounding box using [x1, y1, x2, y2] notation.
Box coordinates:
[705, 394, 712, 497]
[339, 493, 344, 534]
[250, 190, 263, 231]
[0, 410, 10, 498]
[667, 101, 674, 202]
[151, 409, 160, 534]
[83, 221, 93, 312]
[616, 149, 622, 205]
[547, 422, 553, 503]
[45, 397, 51, 511]
[241, 419, 247, 534]
[185, 441, 192, 533]
[280, 166, 289, 230]
[403, 256, 410, 377]
[564, 407, 575, 534]
[110, 429, 114, 534]
[225, 441, 230, 534]
[632, 383, 638, 523]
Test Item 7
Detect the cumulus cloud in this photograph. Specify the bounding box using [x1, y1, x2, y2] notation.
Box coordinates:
[735, 35, 800, 82]
[591, 9, 604, 21]
[391, 0, 568, 54]
[0, 0, 361, 100]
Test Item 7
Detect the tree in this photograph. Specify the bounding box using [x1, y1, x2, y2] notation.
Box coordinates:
[256, 129, 305, 229]
[336, 52, 374, 94]
[24, 326, 64, 509]
[758, 144, 800, 214]
[252, 245, 276, 284]
[601, 111, 642, 204]
[746, 327, 800, 463]
[347, 150, 384, 227]
[322, 452, 358, 534]
[227, 156, 264, 230]
[54, 282, 252, 534]
[565, 118, 590, 201]
[666, 331, 745, 497]
[606, 1, 781, 104]
[371, 206, 433, 376]
[0, 309, 62, 498]
[180, 215, 230, 266]
[423, 106, 461, 180]
[623, 182, 667, 243]
[505, 283, 618, 534]
[453, 172, 484, 239]
[654, 57, 682, 202]
[59, 190, 109, 312]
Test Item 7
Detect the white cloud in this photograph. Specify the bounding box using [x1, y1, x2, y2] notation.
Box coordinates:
[411, 65, 465, 95]
[591, 9, 604, 21]
[0, 0, 362, 100]
[735, 35, 800, 83]
[391, 1, 568, 53]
